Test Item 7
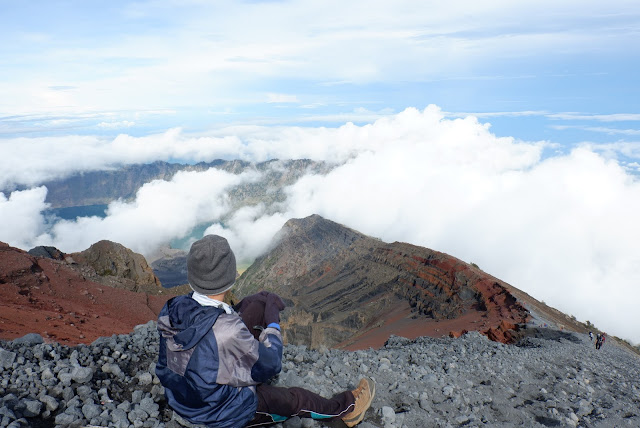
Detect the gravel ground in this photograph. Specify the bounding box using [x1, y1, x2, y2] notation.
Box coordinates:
[1, 321, 639, 428]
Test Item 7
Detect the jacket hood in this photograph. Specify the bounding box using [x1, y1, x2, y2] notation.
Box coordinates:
[158, 293, 222, 351]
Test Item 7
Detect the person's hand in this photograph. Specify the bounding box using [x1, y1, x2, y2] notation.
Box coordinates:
[233, 291, 285, 325]
[264, 292, 285, 326]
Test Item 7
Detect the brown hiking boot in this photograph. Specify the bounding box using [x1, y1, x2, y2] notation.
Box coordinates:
[342, 377, 376, 427]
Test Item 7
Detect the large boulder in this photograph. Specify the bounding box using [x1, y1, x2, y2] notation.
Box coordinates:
[70, 240, 163, 294]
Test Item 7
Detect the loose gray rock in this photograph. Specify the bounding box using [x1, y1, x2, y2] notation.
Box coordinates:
[71, 366, 94, 383]
[10, 333, 44, 346]
[0, 323, 638, 428]
[22, 399, 42, 417]
[0, 348, 16, 370]
[39, 394, 59, 412]
[82, 402, 102, 420]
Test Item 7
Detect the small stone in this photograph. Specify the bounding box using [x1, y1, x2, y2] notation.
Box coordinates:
[443, 385, 454, 397]
[40, 367, 54, 380]
[54, 412, 76, 425]
[71, 366, 93, 383]
[283, 415, 303, 428]
[22, 400, 42, 417]
[381, 406, 396, 425]
[132, 389, 144, 403]
[118, 401, 131, 412]
[39, 395, 59, 412]
[0, 348, 17, 370]
[137, 372, 153, 386]
[57, 371, 73, 385]
[139, 397, 159, 415]
[111, 408, 129, 427]
[82, 402, 102, 420]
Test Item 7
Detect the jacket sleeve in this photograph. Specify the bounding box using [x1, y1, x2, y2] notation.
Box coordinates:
[213, 314, 282, 387]
[251, 326, 283, 383]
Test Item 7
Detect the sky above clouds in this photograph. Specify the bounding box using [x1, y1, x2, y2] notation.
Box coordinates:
[1, 1, 639, 344]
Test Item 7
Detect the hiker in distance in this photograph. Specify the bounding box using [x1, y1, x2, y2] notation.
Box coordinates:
[156, 234, 375, 428]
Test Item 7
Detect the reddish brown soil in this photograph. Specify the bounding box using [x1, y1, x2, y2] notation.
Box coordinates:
[0, 242, 172, 346]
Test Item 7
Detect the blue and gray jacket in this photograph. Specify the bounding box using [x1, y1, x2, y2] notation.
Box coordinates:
[156, 293, 283, 427]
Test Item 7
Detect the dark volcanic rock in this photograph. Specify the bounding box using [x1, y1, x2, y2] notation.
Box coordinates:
[235, 215, 530, 349]
[27, 246, 66, 260]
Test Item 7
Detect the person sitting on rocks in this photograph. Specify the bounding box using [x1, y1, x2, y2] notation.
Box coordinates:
[155, 234, 375, 428]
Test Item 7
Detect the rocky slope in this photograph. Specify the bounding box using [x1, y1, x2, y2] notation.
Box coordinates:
[235, 215, 530, 349]
[0, 242, 178, 346]
[0, 322, 638, 428]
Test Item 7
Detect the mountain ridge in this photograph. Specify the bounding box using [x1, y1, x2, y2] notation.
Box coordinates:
[2, 159, 332, 210]
[235, 214, 531, 349]
[2, 215, 636, 356]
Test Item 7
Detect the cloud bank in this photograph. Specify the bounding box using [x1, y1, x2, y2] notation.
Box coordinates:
[1, 106, 639, 345]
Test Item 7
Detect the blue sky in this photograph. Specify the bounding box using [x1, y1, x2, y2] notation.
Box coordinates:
[1, 1, 639, 151]
[1, 1, 640, 344]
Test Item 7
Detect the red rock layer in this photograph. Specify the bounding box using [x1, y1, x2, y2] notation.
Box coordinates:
[0, 242, 171, 346]
[337, 245, 530, 350]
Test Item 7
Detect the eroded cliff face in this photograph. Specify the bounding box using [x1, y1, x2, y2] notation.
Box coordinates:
[0, 242, 171, 345]
[235, 215, 530, 350]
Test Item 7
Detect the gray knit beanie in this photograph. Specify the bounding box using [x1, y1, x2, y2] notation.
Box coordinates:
[187, 235, 237, 295]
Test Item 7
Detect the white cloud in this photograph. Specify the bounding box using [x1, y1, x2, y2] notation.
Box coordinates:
[2, 1, 638, 115]
[97, 120, 135, 129]
[266, 93, 299, 104]
[1, 106, 639, 345]
[0, 187, 50, 250]
[0, 129, 248, 189]
[201, 107, 640, 344]
[549, 113, 640, 122]
[32, 168, 262, 255]
[204, 205, 290, 266]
